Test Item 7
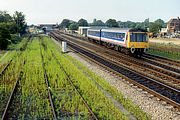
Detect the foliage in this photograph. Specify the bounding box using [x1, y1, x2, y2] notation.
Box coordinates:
[118, 18, 165, 32]
[118, 21, 135, 28]
[64, 51, 151, 120]
[13, 11, 27, 35]
[78, 18, 88, 26]
[106, 19, 118, 27]
[154, 19, 166, 28]
[59, 19, 71, 28]
[0, 36, 150, 119]
[0, 11, 13, 23]
[40, 36, 129, 119]
[69, 22, 79, 30]
[149, 22, 160, 34]
[0, 10, 26, 50]
[10, 34, 22, 44]
[92, 19, 105, 26]
[149, 19, 165, 34]
[148, 42, 180, 60]
[0, 27, 11, 50]
[0, 22, 16, 34]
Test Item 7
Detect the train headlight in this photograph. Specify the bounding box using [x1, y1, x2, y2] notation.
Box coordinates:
[144, 48, 149, 52]
[130, 47, 136, 53]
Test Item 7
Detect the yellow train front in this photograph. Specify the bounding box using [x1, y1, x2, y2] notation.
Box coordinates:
[127, 30, 149, 55]
[87, 28, 149, 56]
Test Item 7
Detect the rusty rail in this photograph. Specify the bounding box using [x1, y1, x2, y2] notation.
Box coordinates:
[51, 51, 98, 120]
[50, 32, 180, 110]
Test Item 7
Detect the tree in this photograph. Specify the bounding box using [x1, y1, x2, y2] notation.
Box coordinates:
[78, 18, 88, 26]
[149, 19, 166, 34]
[92, 19, 105, 26]
[0, 27, 11, 50]
[149, 22, 161, 34]
[0, 22, 16, 34]
[143, 18, 150, 29]
[69, 22, 79, 30]
[118, 21, 125, 28]
[93, 18, 97, 24]
[105, 19, 118, 27]
[60, 19, 71, 28]
[13, 11, 26, 35]
[135, 22, 143, 29]
[0, 11, 12, 22]
[154, 19, 166, 28]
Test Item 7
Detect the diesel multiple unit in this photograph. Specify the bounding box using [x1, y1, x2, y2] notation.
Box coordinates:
[87, 28, 149, 55]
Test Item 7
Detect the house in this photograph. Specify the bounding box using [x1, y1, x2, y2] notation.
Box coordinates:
[160, 28, 168, 36]
[167, 17, 180, 34]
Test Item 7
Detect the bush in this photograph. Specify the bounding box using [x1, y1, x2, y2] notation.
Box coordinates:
[10, 34, 21, 44]
[0, 27, 11, 50]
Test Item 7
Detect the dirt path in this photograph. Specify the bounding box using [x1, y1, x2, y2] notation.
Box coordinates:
[150, 38, 180, 45]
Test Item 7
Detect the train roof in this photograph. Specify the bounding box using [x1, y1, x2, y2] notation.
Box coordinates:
[102, 28, 130, 33]
[88, 27, 147, 32]
[88, 27, 107, 30]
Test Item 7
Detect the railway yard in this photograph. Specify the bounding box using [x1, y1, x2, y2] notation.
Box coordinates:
[0, 31, 180, 120]
[1, 0, 180, 119]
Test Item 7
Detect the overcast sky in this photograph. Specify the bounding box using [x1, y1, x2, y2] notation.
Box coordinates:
[0, 0, 179, 25]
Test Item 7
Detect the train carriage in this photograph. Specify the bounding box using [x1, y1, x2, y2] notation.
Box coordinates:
[87, 28, 101, 41]
[101, 28, 128, 47]
[87, 28, 149, 56]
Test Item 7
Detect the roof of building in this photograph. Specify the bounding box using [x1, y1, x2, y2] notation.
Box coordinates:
[78, 26, 91, 29]
[38, 24, 58, 28]
[167, 17, 180, 24]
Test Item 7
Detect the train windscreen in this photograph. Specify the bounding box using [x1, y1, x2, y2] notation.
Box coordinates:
[130, 33, 148, 42]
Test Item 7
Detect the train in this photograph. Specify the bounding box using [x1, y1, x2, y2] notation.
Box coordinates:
[87, 28, 149, 56]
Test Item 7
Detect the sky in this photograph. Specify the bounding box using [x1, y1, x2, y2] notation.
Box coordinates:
[0, 0, 180, 25]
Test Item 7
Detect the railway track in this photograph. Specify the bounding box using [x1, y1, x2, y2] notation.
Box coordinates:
[1, 71, 23, 120]
[51, 51, 99, 119]
[1, 36, 57, 119]
[39, 38, 57, 120]
[53, 31, 180, 89]
[1, 37, 32, 119]
[0, 36, 31, 77]
[59, 31, 180, 74]
[0, 59, 13, 76]
[50, 32, 180, 110]
[143, 53, 180, 69]
[39, 36, 98, 119]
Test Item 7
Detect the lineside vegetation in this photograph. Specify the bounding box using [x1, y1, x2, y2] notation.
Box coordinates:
[0, 36, 150, 119]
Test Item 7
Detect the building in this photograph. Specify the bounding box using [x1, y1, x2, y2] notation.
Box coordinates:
[160, 28, 168, 36]
[78, 26, 91, 36]
[39, 24, 58, 34]
[167, 17, 180, 34]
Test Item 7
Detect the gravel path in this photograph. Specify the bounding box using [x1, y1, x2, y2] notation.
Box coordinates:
[52, 38, 180, 120]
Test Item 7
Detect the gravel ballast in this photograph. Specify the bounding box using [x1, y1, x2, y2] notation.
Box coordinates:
[52, 38, 180, 120]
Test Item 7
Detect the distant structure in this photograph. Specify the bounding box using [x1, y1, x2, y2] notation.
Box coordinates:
[78, 26, 91, 36]
[167, 17, 180, 34]
[27, 25, 38, 35]
[160, 28, 168, 36]
[39, 24, 58, 34]
[160, 17, 180, 38]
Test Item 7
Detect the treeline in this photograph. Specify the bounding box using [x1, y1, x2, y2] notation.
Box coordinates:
[59, 18, 166, 34]
[0, 11, 26, 50]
